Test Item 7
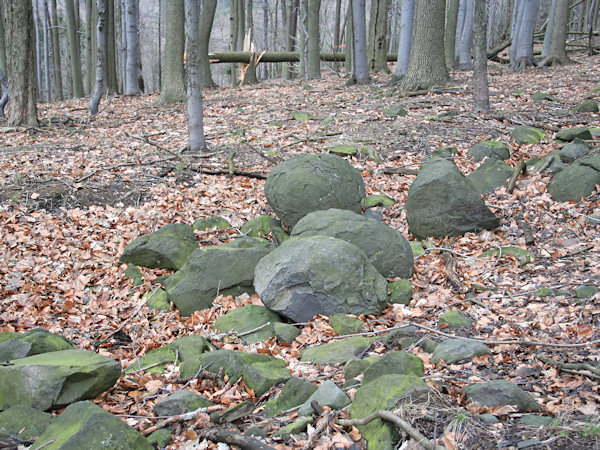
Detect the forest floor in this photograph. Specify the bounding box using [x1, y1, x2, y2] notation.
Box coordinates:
[1, 53, 599, 449]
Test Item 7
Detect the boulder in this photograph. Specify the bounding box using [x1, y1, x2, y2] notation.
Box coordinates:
[273, 417, 314, 441]
[439, 310, 474, 328]
[263, 378, 318, 417]
[388, 279, 412, 305]
[31, 401, 152, 450]
[125, 346, 176, 374]
[0, 339, 31, 361]
[558, 140, 592, 164]
[144, 288, 171, 311]
[264, 154, 366, 228]
[300, 336, 374, 364]
[462, 380, 541, 411]
[329, 314, 364, 335]
[555, 128, 593, 141]
[467, 159, 513, 194]
[467, 141, 510, 161]
[362, 351, 424, 383]
[511, 126, 545, 145]
[384, 327, 421, 350]
[152, 389, 211, 417]
[382, 105, 407, 118]
[214, 305, 282, 343]
[573, 99, 599, 112]
[273, 323, 301, 343]
[343, 356, 379, 380]
[0, 405, 54, 441]
[254, 236, 388, 322]
[349, 374, 428, 450]
[548, 163, 600, 202]
[169, 335, 213, 361]
[430, 338, 491, 365]
[0, 329, 73, 357]
[291, 209, 414, 278]
[120, 223, 197, 270]
[192, 216, 231, 231]
[405, 159, 500, 239]
[240, 215, 288, 244]
[0, 349, 121, 411]
[297, 380, 352, 416]
[147, 429, 172, 447]
[165, 239, 275, 316]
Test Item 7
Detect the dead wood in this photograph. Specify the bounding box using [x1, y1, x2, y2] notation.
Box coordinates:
[507, 159, 526, 193]
[203, 429, 276, 450]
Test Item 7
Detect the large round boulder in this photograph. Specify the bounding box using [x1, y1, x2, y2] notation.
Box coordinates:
[290, 209, 413, 278]
[264, 154, 366, 228]
[254, 236, 388, 322]
[405, 159, 500, 239]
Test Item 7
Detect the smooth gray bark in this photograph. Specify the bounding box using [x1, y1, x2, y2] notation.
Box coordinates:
[90, 0, 106, 115]
[307, 0, 321, 78]
[299, 0, 308, 78]
[367, 0, 389, 72]
[542, 0, 557, 57]
[106, 0, 118, 93]
[41, 0, 51, 102]
[393, 0, 414, 79]
[0, 66, 7, 118]
[445, 0, 459, 68]
[283, 0, 298, 79]
[457, 0, 474, 69]
[262, 0, 268, 79]
[120, 0, 126, 93]
[125, 0, 141, 94]
[185, 0, 206, 152]
[472, 0, 489, 111]
[539, 0, 571, 66]
[33, 0, 43, 99]
[199, 0, 217, 87]
[388, 0, 399, 53]
[350, 0, 369, 84]
[48, 0, 63, 100]
[455, 0, 466, 57]
[85, 0, 94, 94]
[0, 6, 5, 75]
[510, 0, 538, 71]
[65, 0, 85, 97]
[157, 0, 185, 103]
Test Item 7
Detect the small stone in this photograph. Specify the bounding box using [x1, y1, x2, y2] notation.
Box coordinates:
[147, 429, 172, 447]
[144, 288, 171, 311]
[439, 310, 474, 328]
[462, 379, 541, 411]
[273, 417, 313, 441]
[431, 338, 491, 365]
[300, 336, 374, 364]
[273, 323, 301, 344]
[573, 99, 599, 112]
[192, 216, 231, 231]
[534, 288, 553, 298]
[328, 145, 358, 156]
[520, 415, 553, 427]
[297, 380, 351, 416]
[479, 413, 500, 424]
[124, 264, 143, 286]
[361, 194, 395, 208]
[383, 105, 407, 117]
[329, 314, 364, 335]
[153, 390, 211, 417]
[576, 285, 598, 298]
[263, 378, 318, 417]
[511, 126, 545, 145]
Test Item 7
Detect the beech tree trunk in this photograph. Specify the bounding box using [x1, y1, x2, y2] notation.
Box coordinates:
[445, 0, 459, 68]
[66, 0, 85, 97]
[157, 0, 185, 103]
[199, 0, 218, 87]
[106, 0, 118, 93]
[541, 0, 557, 58]
[456, 0, 474, 69]
[473, 0, 489, 111]
[284, 0, 298, 79]
[350, 0, 369, 84]
[400, 0, 449, 91]
[539, 0, 571, 66]
[510, 0, 538, 72]
[49, 0, 63, 100]
[392, 0, 414, 80]
[1, 0, 38, 126]
[0, 6, 6, 76]
[367, 0, 389, 73]
[0, 66, 7, 118]
[125, 0, 141, 94]
[90, 0, 106, 115]
[85, 0, 94, 94]
[185, 0, 206, 152]
[307, 0, 321, 79]
[42, 0, 51, 102]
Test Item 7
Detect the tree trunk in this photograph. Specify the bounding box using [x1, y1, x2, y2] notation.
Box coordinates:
[510, 0, 538, 72]
[185, 0, 207, 152]
[66, 0, 85, 97]
[0, 6, 6, 76]
[298, 0, 307, 78]
[350, 0, 369, 84]
[472, 0, 489, 111]
[157, 0, 185, 102]
[1, 0, 38, 126]
[345, 0, 353, 73]
[246, 0, 253, 32]
[48, 0, 63, 100]
[541, 0, 557, 57]
[393, 0, 414, 80]
[199, 0, 218, 87]
[106, 0, 118, 93]
[307, 0, 321, 78]
[445, 0, 459, 68]
[262, 0, 268, 79]
[457, 0, 474, 69]
[0, 66, 8, 118]
[388, 0, 399, 53]
[42, 0, 52, 102]
[539, 0, 571, 66]
[33, 0, 43, 99]
[284, 0, 298, 79]
[125, 0, 141, 94]
[208, 50, 397, 63]
[90, 0, 106, 115]
[367, 0, 390, 72]
[120, 0, 127, 92]
[85, 0, 94, 94]
[400, 0, 449, 92]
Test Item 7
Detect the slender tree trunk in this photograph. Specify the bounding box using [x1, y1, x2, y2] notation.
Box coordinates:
[85, 0, 94, 94]
[0, 6, 6, 76]
[1, 0, 38, 126]
[542, 0, 557, 57]
[157, 0, 185, 102]
[350, 0, 369, 84]
[0, 66, 8, 118]
[393, 0, 414, 80]
[246, 0, 253, 31]
[199, 0, 218, 87]
[49, 0, 63, 100]
[106, 0, 118, 93]
[90, 0, 106, 115]
[307, 0, 321, 78]
[345, 0, 352, 74]
[388, 0, 399, 52]
[284, 0, 298, 79]
[66, 0, 85, 97]
[445, 0, 459, 68]
[473, 0, 489, 111]
[539, 0, 571, 66]
[262, 0, 268, 79]
[42, 0, 51, 102]
[125, 0, 141, 94]
[400, 0, 449, 91]
[455, 0, 466, 58]
[185, 0, 206, 152]
[120, 0, 126, 92]
[299, 0, 308, 78]
[367, 0, 390, 72]
[33, 0, 43, 98]
[510, 0, 538, 72]
[457, 0, 474, 69]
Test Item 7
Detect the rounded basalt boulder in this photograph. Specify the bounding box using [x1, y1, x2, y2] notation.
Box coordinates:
[264, 154, 366, 228]
[254, 236, 388, 322]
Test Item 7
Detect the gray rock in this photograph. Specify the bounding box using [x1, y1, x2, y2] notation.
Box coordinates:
[439, 310, 474, 328]
[580, 153, 600, 171]
[264, 154, 366, 228]
[388, 279, 412, 305]
[214, 305, 282, 343]
[548, 164, 600, 202]
[0, 329, 73, 357]
[383, 105, 408, 117]
[573, 99, 599, 112]
[467, 141, 510, 161]
[125, 346, 176, 374]
[329, 314, 364, 335]
[147, 429, 172, 447]
[291, 209, 414, 278]
[349, 374, 428, 450]
[0, 405, 54, 441]
[255, 236, 388, 322]
[124, 263, 143, 286]
[0, 349, 121, 411]
[273, 323, 301, 343]
[559, 140, 592, 164]
[165, 240, 275, 316]
[192, 216, 231, 231]
[153, 389, 211, 416]
[343, 356, 379, 379]
[430, 338, 491, 365]
[555, 128, 593, 141]
[300, 336, 374, 364]
[520, 415, 553, 427]
[511, 126, 545, 145]
[462, 380, 541, 411]
[273, 417, 313, 441]
[384, 327, 420, 350]
[240, 215, 288, 244]
[169, 335, 213, 361]
[297, 380, 352, 416]
[479, 413, 500, 424]
[144, 288, 171, 311]
[405, 159, 500, 239]
[31, 401, 152, 450]
[120, 223, 197, 270]
[263, 378, 318, 417]
[0, 339, 31, 361]
[467, 159, 513, 194]
[362, 351, 424, 383]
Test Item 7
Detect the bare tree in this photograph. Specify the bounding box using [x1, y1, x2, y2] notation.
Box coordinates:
[349, 0, 369, 84]
[456, 0, 474, 69]
[199, 0, 218, 87]
[367, 0, 390, 73]
[392, 0, 414, 81]
[90, 0, 106, 115]
[307, 0, 321, 79]
[445, 0, 459, 68]
[48, 0, 64, 100]
[125, 0, 141, 94]
[66, 0, 85, 97]
[509, 0, 539, 72]
[473, 0, 489, 111]
[539, 0, 571, 66]
[157, 0, 185, 103]
[185, 0, 206, 152]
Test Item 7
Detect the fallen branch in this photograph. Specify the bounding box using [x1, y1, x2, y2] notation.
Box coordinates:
[301, 409, 332, 450]
[193, 167, 268, 179]
[141, 405, 223, 435]
[507, 159, 526, 194]
[124, 131, 187, 161]
[381, 167, 419, 175]
[75, 156, 178, 183]
[538, 355, 600, 380]
[338, 410, 444, 450]
[443, 251, 469, 294]
[203, 428, 276, 450]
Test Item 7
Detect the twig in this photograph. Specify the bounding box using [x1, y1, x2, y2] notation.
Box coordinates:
[538, 355, 600, 379]
[338, 410, 445, 450]
[538, 155, 555, 174]
[193, 167, 268, 179]
[124, 131, 187, 161]
[91, 94, 117, 117]
[203, 428, 276, 450]
[507, 159, 526, 194]
[141, 405, 222, 435]
[301, 410, 332, 450]
[242, 141, 279, 164]
[210, 322, 272, 341]
[75, 156, 178, 183]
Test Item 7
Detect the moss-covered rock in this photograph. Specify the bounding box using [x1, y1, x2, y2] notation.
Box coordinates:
[343, 356, 379, 380]
[576, 285, 598, 298]
[555, 128, 593, 142]
[263, 378, 318, 417]
[430, 338, 490, 365]
[573, 99, 599, 112]
[144, 288, 171, 311]
[329, 314, 364, 335]
[467, 159, 513, 194]
[462, 380, 541, 411]
[125, 346, 176, 374]
[168, 335, 213, 361]
[511, 126, 545, 145]
[300, 336, 374, 364]
[362, 194, 396, 208]
[273, 323, 301, 344]
[362, 351, 424, 383]
[297, 380, 352, 416]
[124, 264, 143, 286]
[388, 279, 412, 305]
[439, 310, 474, 328]
[328, 145, 358, 156]
[548, 163, 600, 202]
[383, 105, 407, 118]
[192, 216, 231, 231]
[558, 140, 592, 164]
[0, 406, 54, 441]
[214, 305, 282, 343]
[273, 417, 313, 441]
[467, 141, 510, 162]
[240, 215, 288, 244]
[146, 429, 172, 447]
[152, 389, 212, 416]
